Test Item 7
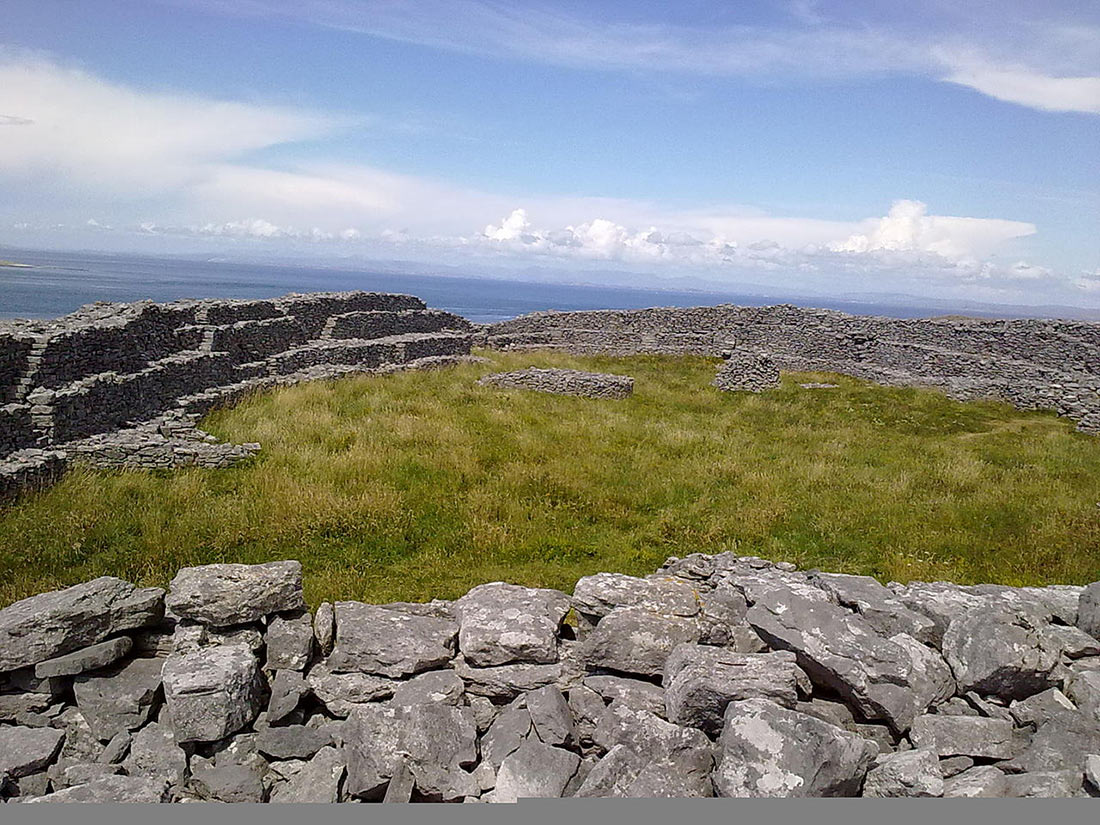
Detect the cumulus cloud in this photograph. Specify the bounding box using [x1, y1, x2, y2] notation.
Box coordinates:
[828, 200, 1036, 259]
[1075, 269, 1100, 291]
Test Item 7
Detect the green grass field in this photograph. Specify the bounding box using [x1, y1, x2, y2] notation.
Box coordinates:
[2, 349, 1098, 608]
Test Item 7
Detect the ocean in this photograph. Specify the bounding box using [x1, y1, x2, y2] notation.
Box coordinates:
[0, 247, 1068, 324]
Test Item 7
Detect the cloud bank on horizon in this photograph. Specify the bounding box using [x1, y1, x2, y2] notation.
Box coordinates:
[0, 1, 1097, 307]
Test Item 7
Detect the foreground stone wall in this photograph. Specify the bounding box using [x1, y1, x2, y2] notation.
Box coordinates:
[0, 292, 474, 498]
[0, 553, 1098, 802]
[485, 305, 1100, 434]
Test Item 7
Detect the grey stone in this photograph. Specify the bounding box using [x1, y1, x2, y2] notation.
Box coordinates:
[345, 701, 478, 802]
[328, 602, 457, 678]
[938, 755, 975, 778]
[173, 620, 264, 654]
[58, 762, 124, 788]
[861, 749, 943, 797]
[314, 601, 335, 655]
[189, 747, 267, 803]
[306, 659, 396, 716]
[0, 692, 55, 722]
[943, 765, 1008, 797]
[123, 721, 186, 786]
[266, 668, 308, 723]
[1010, 688, 1080, 728]
[257, 725, 333, 760]
[0, 726, 64, 779]
[468, 694, 500, 733]
[909, 714, 1016, 758]
[98, 731, 131, 764]
[73, 656, 163, 741]
[478, 368, 633, 400]
[26, 774, 169, 803]
[1085, 754, 1100, 792]
[455, 582, 570, 667]
[582, 606, 701, 678]
[714, 698, 878, 797]
[493, 739, 579, 802]
[583, 675, 665, 716]
[809, 572, 938, 645]
[481, 705, 532, 769]
[795, 698, 855, 729]
[1004, 770, 1084, 798]
[526, 685, 575, 746]
[942, 609, 1063, 700]
[572, 573, 699, 619]
[270, 745, 346, 803]
[1079, 582, 1100, 640]
[663, 645, 807, 735]
[34, 636, 132, 679]
[1065, 668, 1100, 719]
[382, 758, 415, 803]
[585, 706, 714, 798]
[963, 690, 1014, 721]
[747, 586, 954, 732]
[0, 577, 163, 671]
[265, 609, 314, 671]
[567, 685, 606, 744]
[696, 584, 750, 645]
[1001, 712, 1100, 773]
[1045, 623, 1100, 658]
[166, 561, 304, 626]
[889, 581, 991, 644]
[53, 707, 104, 764]
[162, 644, 264, 742]
[454, 657, 561, 700]
[391, 669, 465, 709]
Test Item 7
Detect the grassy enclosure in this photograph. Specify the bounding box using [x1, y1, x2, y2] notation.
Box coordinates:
[1, 349, 1098, 607]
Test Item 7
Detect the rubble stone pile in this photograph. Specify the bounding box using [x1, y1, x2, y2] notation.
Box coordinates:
[1, 553, 1098, 802]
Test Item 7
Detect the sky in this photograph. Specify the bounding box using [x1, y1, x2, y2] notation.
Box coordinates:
[0, 0, 1098, 307]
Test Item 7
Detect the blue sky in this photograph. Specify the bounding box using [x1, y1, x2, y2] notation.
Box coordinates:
[1, 0, 1097, 306]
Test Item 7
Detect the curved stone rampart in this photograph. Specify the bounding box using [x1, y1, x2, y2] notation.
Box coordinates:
[0, 292, 474, 497]
[0, 553, 1097, 801]
[485, 305, 1100, 433]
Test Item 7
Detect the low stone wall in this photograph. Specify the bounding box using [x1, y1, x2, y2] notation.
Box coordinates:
[713, 349, 780, 393]
[485, 305, 1100, 433]
[478, 368, 635, 399]
[0, 553, 1097, 802]
[0, 292, 474, 499]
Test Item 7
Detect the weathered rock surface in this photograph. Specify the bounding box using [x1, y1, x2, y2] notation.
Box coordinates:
[663, 646, 806, 734]
[166, 561, 304, 626]
[713, 699, 878, 797]
[909, 714, 1016, 759]
[861, 749, 943, 797]
[73, 656, 164, 741]
[1079, 582, 1100, 641]
[0, 577, 163, 671]
[162, 644, 264, 742]
[269, 746, 345, 803]
[455, 582, 570, 667]
[581, 606, 700, 678]
[573, 573, 699, 619]
[28, 774, 169, 803]
[712, 349, 780, 393]
[478, 368, 633, 400]
[264, 609, 314, 671]
[327, 602, 457, 677]
[0, 726, 65, 779]
[34, 636, 133, 679]
[746, 586, 954, 731]
[943, 765, 1009, 798]
[942, 609, 1064, 700]
[493, 738, 579, 802]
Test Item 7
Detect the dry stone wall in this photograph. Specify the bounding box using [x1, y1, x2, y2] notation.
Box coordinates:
[1, 553, 1098, 802]
[485, 305, 1100, 434]
[0, 292, 474, 497]
[478, 368, 635, 399]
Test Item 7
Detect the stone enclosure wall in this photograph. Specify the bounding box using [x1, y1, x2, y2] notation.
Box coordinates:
[0, 553, 1098, 802]
[0, 292, 474, 498]
[478, 368, 635, 399]
[485, 305, 1100, 434]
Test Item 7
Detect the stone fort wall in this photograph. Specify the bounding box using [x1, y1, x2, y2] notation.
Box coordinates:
[485, 304, 1100, 434]
[0, 292, 474, 496]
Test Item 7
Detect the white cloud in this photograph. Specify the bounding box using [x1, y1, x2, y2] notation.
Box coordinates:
[828, 200, 1036, 259]
[0, 50, 334, 192]
[1075, 269, 1100, 291]
[937, 50, 1100, 114]
[176, 0, 1100, 115]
